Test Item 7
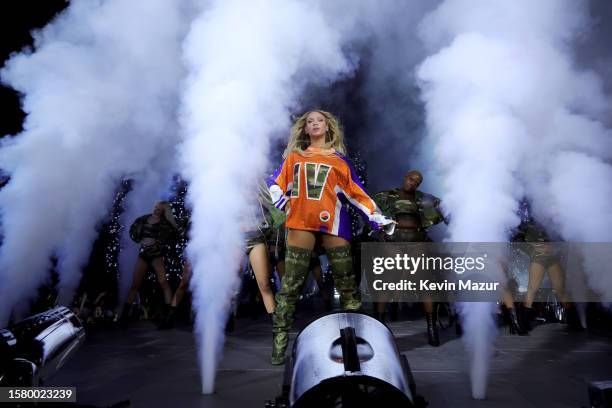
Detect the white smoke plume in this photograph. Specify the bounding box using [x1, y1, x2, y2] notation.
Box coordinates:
[416, 0, 612, 398]
[178, 0, 359, 394]
[0, 0, 189, 325]
[453, 301, 496, 399]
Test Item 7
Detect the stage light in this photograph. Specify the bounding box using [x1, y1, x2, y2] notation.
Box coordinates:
[0, 306, 85, 386]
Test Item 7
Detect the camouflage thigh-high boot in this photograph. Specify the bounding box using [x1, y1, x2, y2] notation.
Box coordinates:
[271, 245, 311, 365]
[327, 245, 362, 311]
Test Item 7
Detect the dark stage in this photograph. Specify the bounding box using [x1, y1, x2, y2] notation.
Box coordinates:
[46, 307, 612, 408]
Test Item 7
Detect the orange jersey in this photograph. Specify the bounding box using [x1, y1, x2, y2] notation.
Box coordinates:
[268, 147, 391, 240]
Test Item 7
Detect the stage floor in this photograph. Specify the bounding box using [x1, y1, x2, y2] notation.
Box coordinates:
[48, 307, 612, 408]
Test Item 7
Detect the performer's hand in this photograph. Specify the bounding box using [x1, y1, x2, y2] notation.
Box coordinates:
[269, 185, 289, 210]
[371, 213, 397, 236]
[383, 220, 397, 236]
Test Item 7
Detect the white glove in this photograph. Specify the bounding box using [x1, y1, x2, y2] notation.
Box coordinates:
[269, 184, 289, 210]
[370, 213, 396, 235]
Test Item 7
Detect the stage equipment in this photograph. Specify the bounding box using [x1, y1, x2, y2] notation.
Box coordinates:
[0, 306, 85, 386]
[266, 311, 426, 407]
[589, 380, 612, 408]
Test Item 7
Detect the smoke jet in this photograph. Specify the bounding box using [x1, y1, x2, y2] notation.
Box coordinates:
[0, 0, 189, 325]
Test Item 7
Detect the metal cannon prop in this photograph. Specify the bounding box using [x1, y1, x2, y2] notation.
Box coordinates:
[267, 311, 426, 407]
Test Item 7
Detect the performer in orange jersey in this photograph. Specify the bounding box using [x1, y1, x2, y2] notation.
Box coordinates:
[268, 110, 395, 364]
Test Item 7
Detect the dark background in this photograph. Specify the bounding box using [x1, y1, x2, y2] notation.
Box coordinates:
[0, 0, 68, 137]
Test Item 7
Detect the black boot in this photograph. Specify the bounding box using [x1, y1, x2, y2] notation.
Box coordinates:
[520, 307, 534, 332]
[449, 311, 462, 336]
[508, 308, 528, 336]
[157, 304, 171, 330]
[118, 303, 132, 327]
[425, 312, 440, 347]
[565, 305, 584, 331]
[159, 306, 176, 330]
[268, 313, 274, 325]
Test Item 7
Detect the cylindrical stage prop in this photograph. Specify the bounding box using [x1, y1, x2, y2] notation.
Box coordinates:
[0, 306, 85, 386]
[269, 311, 425, 407]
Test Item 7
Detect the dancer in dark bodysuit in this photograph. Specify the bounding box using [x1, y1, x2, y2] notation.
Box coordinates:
[119, 201, 179, 323]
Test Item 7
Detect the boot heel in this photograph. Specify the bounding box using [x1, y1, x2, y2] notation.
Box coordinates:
[509, 308, 528, 336]
[426, 312, 440, 347]
[520, 307, 534, 332]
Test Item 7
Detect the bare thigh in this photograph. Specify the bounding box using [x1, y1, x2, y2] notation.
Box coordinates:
[287, 229, 317, 250]
[525, 262, 546, 307]
[527, 262, 546, 292]
[547, 263, 569, 304]
[321, 233, 350, 249]
[126, 257, 149, 303]
[250, 243, 272, 287]
[131, 258, 148, 289]
[178, 262, 192, 290]
[152, 258, 168, 283]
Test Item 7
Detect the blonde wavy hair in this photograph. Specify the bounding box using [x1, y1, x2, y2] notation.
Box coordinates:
[283, 110, 347, 158]
[156, 201, 178, 229]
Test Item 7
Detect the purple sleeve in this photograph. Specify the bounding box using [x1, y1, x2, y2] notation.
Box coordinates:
[267, 157, 290, 210]
[334, 153, 383, 231]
